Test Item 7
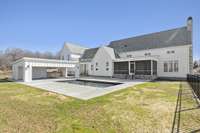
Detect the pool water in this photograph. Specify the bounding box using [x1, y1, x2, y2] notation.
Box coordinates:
[58, 80, 122, 88]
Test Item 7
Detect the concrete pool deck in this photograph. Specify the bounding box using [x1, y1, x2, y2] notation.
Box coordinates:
[18, 77, 148, 100]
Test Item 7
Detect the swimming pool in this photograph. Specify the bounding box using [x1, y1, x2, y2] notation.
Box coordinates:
[57, 79, 122, 88]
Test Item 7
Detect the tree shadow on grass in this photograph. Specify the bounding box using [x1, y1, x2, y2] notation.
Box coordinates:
[171, 82, 200, 133]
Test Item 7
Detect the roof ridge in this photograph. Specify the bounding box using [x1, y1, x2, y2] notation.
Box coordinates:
[110, 26, 187, 43]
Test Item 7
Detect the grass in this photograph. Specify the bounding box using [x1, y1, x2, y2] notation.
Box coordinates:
[172, 82, 200, 132]
[0, 79, 198, 133]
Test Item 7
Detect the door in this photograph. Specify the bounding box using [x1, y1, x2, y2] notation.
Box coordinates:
[130, 62, 135, 75]
[83, 64, 88, 75]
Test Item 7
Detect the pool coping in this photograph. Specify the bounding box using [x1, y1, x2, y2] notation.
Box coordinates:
[18, 77, 148, 100]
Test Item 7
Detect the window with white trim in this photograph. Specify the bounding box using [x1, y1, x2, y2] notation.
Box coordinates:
[167, 50, 175, 54]
[127, 55, 132, 58]
[174, 60, 179, 72]
[164, 62, 168, 72]
[145, 53, 151, 56]
[67, 55, 70, 60]
[169, 61, 173, 72]
[163, 60, 179, 72]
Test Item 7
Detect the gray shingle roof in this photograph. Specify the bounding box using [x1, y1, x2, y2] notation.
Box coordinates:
[80, 26, 192, 61]
[108, 26, 192, 53]
[80, 47, 99, 62]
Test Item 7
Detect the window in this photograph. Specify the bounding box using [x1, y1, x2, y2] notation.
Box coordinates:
[96, 68, 98, 71]
[174, 60, 179, 72]
[164, 62, 168, 72]
[68, 55, 70, 60]
[61, 55, 64, 60]
[91, 65, 93, 71]
[96, 62, 98, 67]
[106, 68, 109, 71]
[145, 53, 151, 56]
[106, 62, 109, 66]
[164, 60, 179, 72]
[169, 61, 173, 72]
[127, 55, 132, 58]
[167, 50, 175, 54]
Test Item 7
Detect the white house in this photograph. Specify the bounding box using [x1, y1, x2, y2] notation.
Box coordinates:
[60, 42, 88, 61]
[60, 42, 88, 75]
[12, 17, 193, 82]
[79, 17, 193, 80]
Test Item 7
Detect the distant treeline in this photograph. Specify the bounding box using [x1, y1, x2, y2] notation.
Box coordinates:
[0, 48, 60, 70]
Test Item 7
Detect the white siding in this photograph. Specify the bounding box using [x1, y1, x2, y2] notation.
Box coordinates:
[89, 47, 113, 77]
[60, 46, 81, 61]
[119, 45, 191, 78]
[12, 57, 78, 82]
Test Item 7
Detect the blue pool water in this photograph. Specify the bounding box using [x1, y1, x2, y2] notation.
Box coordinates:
[58, 79, 122, 88]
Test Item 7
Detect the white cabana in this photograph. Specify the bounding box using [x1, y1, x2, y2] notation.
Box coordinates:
[12, 57, 79, 82]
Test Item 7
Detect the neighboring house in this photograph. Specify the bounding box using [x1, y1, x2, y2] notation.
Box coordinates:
[79, 17, 193, 80]
[60, 42, 88, 75]
[60, 42, 88, 61]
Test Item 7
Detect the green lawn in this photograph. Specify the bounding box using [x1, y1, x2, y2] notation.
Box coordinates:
[0, 79, 199, 133]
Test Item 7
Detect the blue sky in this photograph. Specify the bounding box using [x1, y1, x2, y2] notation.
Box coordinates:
[0, 0, 199, 59]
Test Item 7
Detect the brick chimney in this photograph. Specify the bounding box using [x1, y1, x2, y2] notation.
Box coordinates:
[187, 16, 193, 74]
[187, 16, 193, 31]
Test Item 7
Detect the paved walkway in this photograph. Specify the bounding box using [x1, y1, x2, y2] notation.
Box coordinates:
[19, 77, 147, 100]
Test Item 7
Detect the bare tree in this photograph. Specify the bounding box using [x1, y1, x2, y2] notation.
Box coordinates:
[5, 48, 24, 61]
[42, 51, 54, 59]
[193, 60, 199, 69]
[0, 47, 59, 71]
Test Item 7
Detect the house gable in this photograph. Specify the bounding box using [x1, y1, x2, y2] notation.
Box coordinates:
[89, 47, 115, 76]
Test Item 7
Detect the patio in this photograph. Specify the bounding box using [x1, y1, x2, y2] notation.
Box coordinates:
[19, 77, 147, 100]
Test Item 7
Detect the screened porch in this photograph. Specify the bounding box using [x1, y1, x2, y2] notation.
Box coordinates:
[113, 60, 157, 76]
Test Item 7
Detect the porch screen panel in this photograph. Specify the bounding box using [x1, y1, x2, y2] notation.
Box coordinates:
[153, 61, 157, 75]
[114, 62, 129, 74]
[130, 61, 135, 73]
[135, 60, 151, 75]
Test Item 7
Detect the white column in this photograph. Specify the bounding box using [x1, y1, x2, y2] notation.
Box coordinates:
[134, 61, 136, 75]
[64, 67, 68, 77]
[111, 62, 114, 78]
[23, 62, 32, 82]
[128, 61, 130, 75]
[75, 64, 80, 78]
[151, 60, 153, 76]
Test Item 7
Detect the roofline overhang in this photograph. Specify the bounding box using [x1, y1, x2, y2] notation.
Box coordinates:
[114, 56, 159, 62]
[12, 57, 78, 65]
